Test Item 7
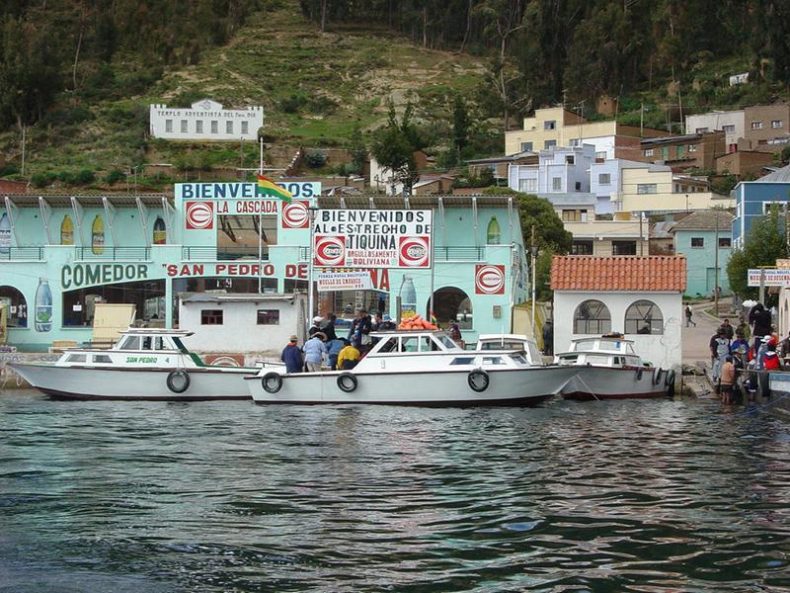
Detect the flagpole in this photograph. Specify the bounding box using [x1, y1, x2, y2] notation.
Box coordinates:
[307, 206, 317, 337]
[258, 149, 263, 294]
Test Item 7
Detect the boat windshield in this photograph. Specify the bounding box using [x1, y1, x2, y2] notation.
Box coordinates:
[117, 335, 140, 350]
[480, 340, 525, 351]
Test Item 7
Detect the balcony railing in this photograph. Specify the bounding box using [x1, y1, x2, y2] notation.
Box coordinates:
[0, 247, 45, 261]
[182, 246, 270, 261]
[75, 246, 151, 261]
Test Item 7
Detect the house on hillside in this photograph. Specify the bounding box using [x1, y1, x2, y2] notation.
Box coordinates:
[564, 217, 649, 256]
[149, 99, 263, 142]
[671, 210, 734, 298]
[640, 131, 726, 172]
[732, 163, 790, 248]
[550, 255, 686, 369]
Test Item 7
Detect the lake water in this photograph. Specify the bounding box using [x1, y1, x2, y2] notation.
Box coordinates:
[0, 390, 788, 593]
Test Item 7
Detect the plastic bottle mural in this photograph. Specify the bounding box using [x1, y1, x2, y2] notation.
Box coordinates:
[60, 214, 74, 245]
[400, 275, 417, 319]
[0, 212, 11, 255]
[486, 217, 501, 244]
[153, 216, 167, 245]
[35, 278, 53, 332]
[91, 215, 105, 255]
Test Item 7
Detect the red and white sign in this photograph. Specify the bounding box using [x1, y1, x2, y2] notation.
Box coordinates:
[313, 235, 346, 266]
[281, 200, 310, 229]
[475, 264, 505, 295]
[185, 201, 214, 230]
[312, 209, 432, 269]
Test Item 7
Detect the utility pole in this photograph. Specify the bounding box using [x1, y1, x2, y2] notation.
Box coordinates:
[530, 225, 537, 338]
[714, 211, 720, 315]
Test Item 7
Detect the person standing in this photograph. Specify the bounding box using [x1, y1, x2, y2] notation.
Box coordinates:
[321, 313, 337, 342]
[542, 320, 554, 355]
[281, 335, 303, 373]
[685, 305, 696, 327]
[710, 329, 730, 383]
[302, 332, 327, 372]
[719, 318, 734, 339]
[337, 339, 361, 370]
[309, 316, 323, 337]
[719, 356, 736, 405]
[327, 337, 344, 370]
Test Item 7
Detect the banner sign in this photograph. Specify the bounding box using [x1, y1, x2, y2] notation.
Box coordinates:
[313, 209, 432, 268]
[176, 182, 321, 200]
[317, 271, 374, 292]
[747, 268, 790, 287]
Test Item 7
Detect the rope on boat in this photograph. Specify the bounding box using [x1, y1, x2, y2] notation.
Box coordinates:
[574, 374, 601, 401]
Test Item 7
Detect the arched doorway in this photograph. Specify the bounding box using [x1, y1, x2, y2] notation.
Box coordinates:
[428, 287, 473, 329]
[0, 286, 28, 327]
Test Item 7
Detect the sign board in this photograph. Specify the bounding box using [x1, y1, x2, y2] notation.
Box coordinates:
[747, 268, 790, 287]
[475, 264, 506, 295]
[313, 209, 432, 269]
[317, 271, 374, 292]
[175, 182, 321, 201]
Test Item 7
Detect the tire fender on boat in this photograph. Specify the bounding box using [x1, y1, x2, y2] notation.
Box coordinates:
[635, 367, 644, 381]
[653, 367, 664, 385]
[664, 369, 676, 396]
[337, 372, 358, 393]
[262, 371, 283, 394]
[166, 370, 190, 394]
[468, 369, 490, 392]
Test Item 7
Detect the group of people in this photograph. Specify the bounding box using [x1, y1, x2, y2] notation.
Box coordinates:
[280, 309, 399, 373]
[709, 303, 789, 404]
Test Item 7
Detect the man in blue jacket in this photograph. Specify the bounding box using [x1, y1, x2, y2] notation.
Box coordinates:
[281, 335, 304, 373]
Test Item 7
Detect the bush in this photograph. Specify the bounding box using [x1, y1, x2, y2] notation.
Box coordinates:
[280, 93, 308, 114]
[74, 169, 95, 185]
[304, 150, 327, 169]
[104, 169, 125, 185]
[0, 164, 20, 177]
[31, 172, 56, 188]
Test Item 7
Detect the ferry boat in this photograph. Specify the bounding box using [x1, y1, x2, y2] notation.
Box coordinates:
[246, 330, 578, 405]
[8, 328, 264, 400]
[555, 334, 675, 400]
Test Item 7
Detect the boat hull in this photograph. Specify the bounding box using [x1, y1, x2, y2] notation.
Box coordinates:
[561, 366, 670, 401]
[8, 363, 254, 400]
[246, 366, 578, 406]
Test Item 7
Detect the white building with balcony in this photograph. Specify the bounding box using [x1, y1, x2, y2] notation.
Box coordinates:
[149, 99, 264, 142]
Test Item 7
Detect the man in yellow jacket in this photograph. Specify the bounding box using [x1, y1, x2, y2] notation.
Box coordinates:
[337, 339, 361, 370]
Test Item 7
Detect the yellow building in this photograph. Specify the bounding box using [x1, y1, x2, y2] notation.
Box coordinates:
[615, 166, 733, 213]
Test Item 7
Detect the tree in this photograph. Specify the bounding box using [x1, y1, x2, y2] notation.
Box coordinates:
[371, 99, 424, 195]
[727, 206, 789, 297]
[452, 95, 470, 157]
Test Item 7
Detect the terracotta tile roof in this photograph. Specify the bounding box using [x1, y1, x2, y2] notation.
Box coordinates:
[550, 256, 687, 292]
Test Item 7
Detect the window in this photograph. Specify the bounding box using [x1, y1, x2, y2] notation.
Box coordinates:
[751, 121, 763, 130]
[241, 121, 249, 135]
[637, 184, 657, 194]
[677, 145, 685, 158]
[695, 127, 709, 133]
[196, 120, 203, 134]
[562, 210, 581, 222]
[180, 119, 188, 133]
[519, 178, 537, 193]
[93, 354, 112, 364]
[691, 237, 704, 248]
[201, 309, 223, 325]
[624, 299, 663, 335]
[165, 119, 173, 133]
[450, 357, 475, 365]
[552, 177, 562, 191]
[612, 240, 637, 255]
[598, 173, 611, 185]
[572, 240, 593, 255]
[569, 138, 581, 147]
[689, 144, 698, 152]
[544, 139, 557, 149]
[66, 354, 87, 363]
[595, 151, 607, 161]
[226, 120, 233, 134]
[211, 120, 218, 134]
[574, 181, 582, 191]
[257, 309, 280, 325]
[573, 300, 611, 334]
[566, 155, 575, 164]
[772, 120, 783, 129]
[119, 335, 140, 350]
[520, 142, 533, 152]
[661, 146, 669, 160]
[722, 124, 735, 133]
[644, 148, 654, 157]
[544, 120, 556, 130]
[718, 237, 732, 248]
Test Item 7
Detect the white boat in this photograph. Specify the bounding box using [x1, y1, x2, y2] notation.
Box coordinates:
[246, 330, 578, 405]
[555, 334, 675, 400]
[476, 334, 545, 365]
[9, 328, 263, 400]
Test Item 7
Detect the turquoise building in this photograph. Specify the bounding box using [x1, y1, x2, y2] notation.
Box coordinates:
[0, 184, 528, 350]
[672, 210, 734, 298]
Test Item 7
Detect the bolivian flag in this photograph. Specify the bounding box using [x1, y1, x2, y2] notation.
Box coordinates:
[256, 174, 293, 202]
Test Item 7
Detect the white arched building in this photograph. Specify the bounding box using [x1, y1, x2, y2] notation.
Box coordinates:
[550, 255, 687, 369]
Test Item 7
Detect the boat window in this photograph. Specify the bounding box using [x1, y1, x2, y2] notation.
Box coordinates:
[420, 336, 440, 352]
[66, 354, 87, 363]
[573, 300, 611, 334]
[119, 335, 140, 350]
[437, 335, 459, 349]
[482, 356, 504, 365]
[450, 357, 475, 365]
[93, 354, 112, 364]
[526, 342, 542, 363]
[401, 336, 419, 352]
[572, 339, 597, 351]
[624, 300, 664, 335]
[377, 337, 399, 353]
[586, 354, 610, 365]
[509, 353, 528, 364]
[558, 354, 578, 365]
[151, 336, 165, 350]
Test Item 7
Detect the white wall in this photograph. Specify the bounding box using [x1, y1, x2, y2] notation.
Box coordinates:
[553, 290, 683, 369]
[178, 295, 305, 353]
[685, 111, 744, 147]
[150, 100, 264, 141]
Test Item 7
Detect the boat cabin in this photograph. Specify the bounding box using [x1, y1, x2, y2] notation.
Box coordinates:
[556, 334, 643, 368]
[56, 328, 198, 368]
[475, 334, 544, 366]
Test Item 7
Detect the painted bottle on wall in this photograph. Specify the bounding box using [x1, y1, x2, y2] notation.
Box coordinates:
[91, 215, 105, 255]
[60, 214, 74, 245]
[400, 275, 417, 319]
[0, 212, 11, 255]
[153, 216, 167, 244]
[34, 278, 53, 332]
[486, 217, 501, 244]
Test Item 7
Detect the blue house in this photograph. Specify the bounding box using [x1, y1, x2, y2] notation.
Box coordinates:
[672, 210, 734, 297]
[732, 164, 790, 248]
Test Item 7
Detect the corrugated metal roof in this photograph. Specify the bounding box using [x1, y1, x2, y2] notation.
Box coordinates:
[670, 210, 734, 232]
[754, 163, 790, 183]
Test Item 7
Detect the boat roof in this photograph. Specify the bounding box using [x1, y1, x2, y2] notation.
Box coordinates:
[477, 334, 534, 342]
[119, 328, 195, 337]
